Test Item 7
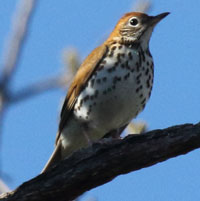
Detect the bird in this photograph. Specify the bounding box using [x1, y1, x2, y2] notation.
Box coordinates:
[42, 11, 169, 173]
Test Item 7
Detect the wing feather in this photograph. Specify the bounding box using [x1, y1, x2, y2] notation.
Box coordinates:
[55, 44, 108, 145]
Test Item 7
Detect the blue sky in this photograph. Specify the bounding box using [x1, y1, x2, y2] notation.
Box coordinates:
[1, 0, 200, 200]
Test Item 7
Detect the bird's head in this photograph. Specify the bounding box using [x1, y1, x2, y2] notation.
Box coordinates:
[108, 12, 169, 49]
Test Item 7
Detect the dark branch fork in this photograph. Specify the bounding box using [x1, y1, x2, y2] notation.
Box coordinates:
[1, 123, 200, 201]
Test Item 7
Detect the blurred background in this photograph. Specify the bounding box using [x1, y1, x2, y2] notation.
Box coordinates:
[0, 0, 200, 200]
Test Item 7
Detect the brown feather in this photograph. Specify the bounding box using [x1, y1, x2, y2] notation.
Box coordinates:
[41, 139, 62, 173]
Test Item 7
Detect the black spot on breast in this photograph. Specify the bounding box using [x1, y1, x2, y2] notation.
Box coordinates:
[136, 73, 142, 80]
[94, 90, 99, 98]
[96, 79, 101, 84]
[145, 68, 149, 76]
[136, 62, 140, 72]
[148, 91, 152, 98]
[113, 77, 117, 84]
[121, 53, 125, 58]
[107, 88, 112, 92]
[111, 46, 117, 51]
[88, 107, 92, 114]
[108, 66, 116, 73]
[148, 74, 152, 80]
[102, 77, 107, 82]
[140, 49, 145, 62]
[151, 77, 154, 85]
[103, 90, 107, 95]
[141, 103, 146, 110]
[113, 66, 116, 71]
[113, 76, 121, 84]
[117, 53, 121, 62]
[84, 95, 89, 102]
[114, 61, 119, 67]
[125, 61, 131, 70]
[150, 63, 154, 70]
[124, 72, 130, 80]
[117, 77, 121, 81]
[98, 65, 104, 71]
[107, 68, 112, 73]
[128, 52, 133, 60]
[136, 85, 143, 93]
[141, 98, 146, 105]
[146, 79, 150, 88]
[108, 51, 114, 57]
[90, 79, 95, 87]
[102, 60, 107, 64]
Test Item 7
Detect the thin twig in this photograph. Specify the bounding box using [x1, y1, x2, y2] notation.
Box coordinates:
[0, 0, 37, 88]
[7, 75, 68, 104]
[0, 0, 37, 150]
[132, 0, 152, 13]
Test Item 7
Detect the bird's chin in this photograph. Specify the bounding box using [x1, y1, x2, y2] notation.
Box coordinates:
[122, 36, 138, 45]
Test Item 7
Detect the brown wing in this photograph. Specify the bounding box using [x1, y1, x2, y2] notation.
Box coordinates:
[55, 44, 109, 145]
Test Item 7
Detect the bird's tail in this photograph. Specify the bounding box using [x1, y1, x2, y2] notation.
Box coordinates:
[41, 140, 62, 173]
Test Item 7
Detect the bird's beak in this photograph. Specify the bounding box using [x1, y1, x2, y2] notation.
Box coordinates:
[149, 12, 170, 26]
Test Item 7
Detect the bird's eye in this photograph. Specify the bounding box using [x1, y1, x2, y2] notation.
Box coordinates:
[129, 18, 139, 26]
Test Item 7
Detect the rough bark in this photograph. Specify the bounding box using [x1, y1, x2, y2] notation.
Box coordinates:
[1, 123, 200, 201]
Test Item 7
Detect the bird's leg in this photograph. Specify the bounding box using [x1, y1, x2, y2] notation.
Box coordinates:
[82, 123, 93, 146]
[103, 124, 127, 139]
[83, 130, 93, 146]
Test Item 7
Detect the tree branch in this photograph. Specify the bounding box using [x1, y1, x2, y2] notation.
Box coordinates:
[7, 75, 67, 104]
[1, 123, 200, 201]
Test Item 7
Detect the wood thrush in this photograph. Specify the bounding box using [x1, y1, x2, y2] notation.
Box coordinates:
[42, 12, 169, 173]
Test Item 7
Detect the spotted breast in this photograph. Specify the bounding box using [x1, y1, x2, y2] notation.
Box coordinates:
[74, 43, 153, 136]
